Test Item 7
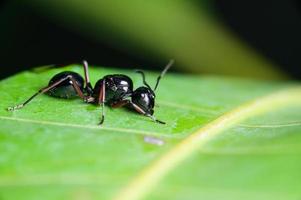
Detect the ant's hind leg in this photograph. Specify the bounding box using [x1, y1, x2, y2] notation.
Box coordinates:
[68, 77, 87, 101]
[82, 60, 93, 95]
[7, 91, 42, 111]
[7, 75, 85, 111]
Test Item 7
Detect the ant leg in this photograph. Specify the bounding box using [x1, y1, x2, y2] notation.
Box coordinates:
[110, 99, 130, 108]
[147, 114, 166, 124]
[129, 101, 166, 124]
[109, 99, 165, 124]
[7, 75, 85, 111]
[97, 79, 106, 125]
[68, 77, 87, 101]
[82, 60, 93, 95]
[7, 91, 41, 111]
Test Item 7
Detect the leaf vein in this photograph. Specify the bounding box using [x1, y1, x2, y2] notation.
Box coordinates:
[0, 116, 176, 138]
[113, 86, 301, 200]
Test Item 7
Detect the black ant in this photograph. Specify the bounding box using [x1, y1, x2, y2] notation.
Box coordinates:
[7, 60, 174, 125]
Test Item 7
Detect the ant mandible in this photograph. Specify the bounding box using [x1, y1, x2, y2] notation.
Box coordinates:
[7, 60, 174, 125]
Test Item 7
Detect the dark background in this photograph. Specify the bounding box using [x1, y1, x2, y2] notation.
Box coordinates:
[0, 0, 300, 80]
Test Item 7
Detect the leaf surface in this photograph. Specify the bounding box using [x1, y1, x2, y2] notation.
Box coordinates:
[0, 65, 300, 200]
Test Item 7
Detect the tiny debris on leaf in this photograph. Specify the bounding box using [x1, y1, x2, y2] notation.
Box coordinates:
[144, 136, 165, 146]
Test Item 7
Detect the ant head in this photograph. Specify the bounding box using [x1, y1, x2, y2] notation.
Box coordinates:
[132, 86, 155, 115]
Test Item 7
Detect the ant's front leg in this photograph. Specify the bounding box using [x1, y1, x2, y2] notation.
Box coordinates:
[110, 99, 165, 124]
[127, 100, 166, 124]
[110, 99, 131, 108]
[7, 75, 86, 111]
[145, 113, 166, 124]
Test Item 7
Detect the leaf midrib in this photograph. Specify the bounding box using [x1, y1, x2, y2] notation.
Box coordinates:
[0, 116, 169, 138]
[0, 99, 218, 138]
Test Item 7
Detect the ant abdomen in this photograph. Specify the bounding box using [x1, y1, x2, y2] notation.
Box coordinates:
[47, 71, 84, 99]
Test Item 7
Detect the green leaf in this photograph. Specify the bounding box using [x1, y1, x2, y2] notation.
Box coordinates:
[0, 65, 300, 200]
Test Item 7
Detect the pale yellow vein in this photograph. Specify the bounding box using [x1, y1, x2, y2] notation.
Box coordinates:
[239, 121, 301, 128]
[112, 86, 301, 200]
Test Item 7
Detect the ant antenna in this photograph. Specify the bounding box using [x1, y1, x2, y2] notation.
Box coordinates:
[135, 59, 174, 91]
[135, 70, 152, 90]
[154, 59, 174, 91]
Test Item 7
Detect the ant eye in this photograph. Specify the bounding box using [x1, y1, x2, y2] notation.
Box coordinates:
[141, 93, 145, 98]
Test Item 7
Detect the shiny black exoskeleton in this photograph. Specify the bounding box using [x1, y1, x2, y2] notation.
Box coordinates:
[93, 74, 133, 104]
[132, 87, 155, 115]
[47, 71, 85, 98]
[7, 60, 173, 125]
